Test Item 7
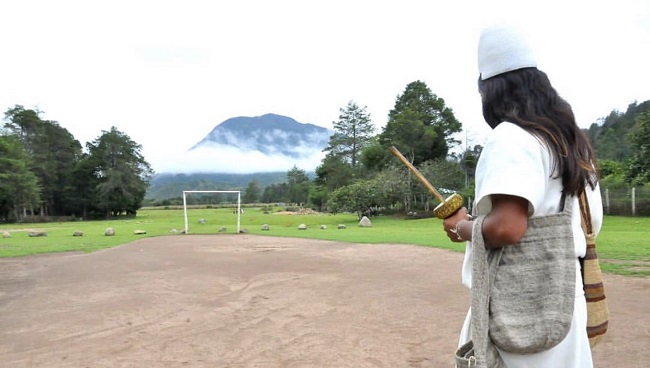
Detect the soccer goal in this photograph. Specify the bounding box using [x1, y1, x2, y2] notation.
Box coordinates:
[182, 190, 241, 234]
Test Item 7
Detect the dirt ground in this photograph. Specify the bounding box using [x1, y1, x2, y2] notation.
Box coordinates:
[0, 235, 648, 368]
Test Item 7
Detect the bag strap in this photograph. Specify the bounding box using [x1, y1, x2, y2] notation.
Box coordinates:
[578, 190, 598, 284]
[578, 191, 595, 240]
[469, 215, 506, 367]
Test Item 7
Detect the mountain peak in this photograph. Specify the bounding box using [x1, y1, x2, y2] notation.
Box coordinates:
[190, 113, 332, 159]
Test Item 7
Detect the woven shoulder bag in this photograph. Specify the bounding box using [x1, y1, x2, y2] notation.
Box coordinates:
[578, 191, 609, 347]
[455, 197, 576, 366]
[487, 195, 576, 353]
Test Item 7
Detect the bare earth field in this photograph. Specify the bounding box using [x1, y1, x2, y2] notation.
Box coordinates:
[0, 235, 648, 367]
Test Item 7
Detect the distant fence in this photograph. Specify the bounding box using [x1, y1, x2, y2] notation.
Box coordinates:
[603, 187, 650, 216]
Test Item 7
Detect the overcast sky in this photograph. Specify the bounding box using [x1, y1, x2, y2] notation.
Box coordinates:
[1, 0, 649, 173]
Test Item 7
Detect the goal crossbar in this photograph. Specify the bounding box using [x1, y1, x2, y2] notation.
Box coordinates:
[182, 190, 241, 234]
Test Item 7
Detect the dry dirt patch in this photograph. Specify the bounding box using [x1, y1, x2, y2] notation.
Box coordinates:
[0, 235, 647, 367]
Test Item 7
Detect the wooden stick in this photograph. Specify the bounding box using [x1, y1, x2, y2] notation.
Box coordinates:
[389, 146, 446, 203]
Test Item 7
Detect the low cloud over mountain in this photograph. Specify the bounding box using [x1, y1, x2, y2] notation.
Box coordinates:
[158, 114, 331, 174]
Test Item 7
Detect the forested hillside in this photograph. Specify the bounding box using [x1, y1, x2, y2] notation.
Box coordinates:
[585, 100, 650, 161]
[146, 172, 296, 201]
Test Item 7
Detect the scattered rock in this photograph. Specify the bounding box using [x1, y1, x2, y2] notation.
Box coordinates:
[239, 228, 249, 234]
[198, 218, 206, 224]
[28, 231, 47, 237]
[337, 224, 347, 230]
[358, 216, 372, 227]
[320, 225, 327, 230]
[73, 231, 83, 237]
[105, 228, 115, 236]
[298, 224, 307, 230]
[218, 227, 227, 233]
[2, 231, 11, 238]
[134, 230, 147, 235]
[170, 228, 179, 234]
[261, 224, 270, 231]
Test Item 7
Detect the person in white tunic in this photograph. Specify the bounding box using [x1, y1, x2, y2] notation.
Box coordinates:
[443, 23, 603, 367]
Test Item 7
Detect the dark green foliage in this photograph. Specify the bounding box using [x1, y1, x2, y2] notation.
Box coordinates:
[315, 155, 354, 190]
[418, 159, 466, 193]
[588, 100, 650, 161]
[286, 166, 311, 205]
[599, 159, 626, 178]
[359, 137, 391, 172]
[40, 121, 83, 215]
[312, 155, 354, 205]
[625, 111, 650, 185]
[70, 153, 101, 219]
[379, 81, 461, 166]
[2, 105, 80, 218]
[0, 135, 41, 221]
[584, 100, 650, 202]
[5, 105, 81, 215]
[262, 182, 288, 203]
[324, 81, 466, 216]
[313, 101, 375, 210]
[87, 127, 153, 217]
[327, 178, 387, 219]
[243, 180, 261, 203]
[1, 106, 154, 221]
[325, 100, 375, 169]
[459, 145, 483, 187]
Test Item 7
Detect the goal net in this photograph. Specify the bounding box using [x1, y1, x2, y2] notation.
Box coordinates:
[182, 190, 241, 234]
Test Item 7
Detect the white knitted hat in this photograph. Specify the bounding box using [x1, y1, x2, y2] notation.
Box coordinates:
[478, 23, 537, 80]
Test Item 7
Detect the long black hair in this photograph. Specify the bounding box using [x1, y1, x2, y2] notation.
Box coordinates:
[478, 67, 598, 196]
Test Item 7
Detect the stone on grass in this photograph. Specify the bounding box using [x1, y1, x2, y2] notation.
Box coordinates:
[239, 228, 249, 234]
[198, 218, 206, 224]
[2, 231, 11, 238]
[105, 227, 115, 236]
[337, 224, 346, 229]
[218, 227, 227, 233]
[170, 228, 179, 234]
[28, 231, 47, 237]
[320, 225, 327, 230]
[134, 230, 147, 235]
[358, 216, 372, 227]
[298, 224, 307, 230]
[261, 224, 270, 231]
[73, 231, 83, 237]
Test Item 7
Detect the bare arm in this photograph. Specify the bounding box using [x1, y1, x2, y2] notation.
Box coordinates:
[481, 194, 528, 247]
[443, 194, 529, 248]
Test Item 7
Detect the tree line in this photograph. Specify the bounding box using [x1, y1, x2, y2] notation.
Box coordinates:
[236, 86, 650, 219]
[150, 80, 470, 215]
[586, 100, 650, 188]
[235, 80, 477, 218]
[1, 105, 153, 222]
[4, 84, 649, 222]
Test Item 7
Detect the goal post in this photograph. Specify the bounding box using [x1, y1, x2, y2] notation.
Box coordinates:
[182, 190, 241, 234]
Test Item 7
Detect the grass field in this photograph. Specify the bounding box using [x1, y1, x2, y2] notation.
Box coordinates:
[1, 207, 648, 276]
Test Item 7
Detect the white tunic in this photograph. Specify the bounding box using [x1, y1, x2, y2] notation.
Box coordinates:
[458, 122, 603, 367]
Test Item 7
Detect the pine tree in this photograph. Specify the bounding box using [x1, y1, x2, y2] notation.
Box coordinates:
[325, 100, 375, 170]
